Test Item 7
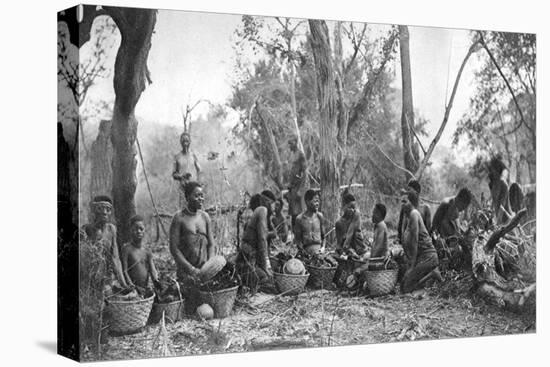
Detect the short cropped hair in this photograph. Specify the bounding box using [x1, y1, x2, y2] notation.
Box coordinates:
[374, 203, 387, 219]
[184, 181, 202, 199]
[93, 195, 112, 204]
[304, 189, 319, 202]
[407, 179, 421, 194]
[130, 214, 144, 226]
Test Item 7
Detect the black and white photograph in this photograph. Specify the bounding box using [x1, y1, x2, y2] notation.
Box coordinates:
[56, 2, 537, 363]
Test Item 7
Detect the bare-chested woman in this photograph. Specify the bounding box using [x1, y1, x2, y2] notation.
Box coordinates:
[237, 191, 276, 292]
[400, 190, 442, 293]
[169, 182, 216, 312]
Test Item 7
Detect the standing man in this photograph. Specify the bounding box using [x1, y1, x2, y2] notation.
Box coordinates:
[286, 139, 308, 228]
[173, 132, 201, 208]
[487, 156, 510, 225]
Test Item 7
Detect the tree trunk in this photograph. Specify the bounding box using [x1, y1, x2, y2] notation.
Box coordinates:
[398, 25, 418, 178]
[255, 101, 284, 189]
[90, 120, 113, 201]
[109, 8, 157, 242]
[309, 20, 340, 227]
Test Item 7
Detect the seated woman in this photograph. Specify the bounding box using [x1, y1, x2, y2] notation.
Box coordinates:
[236, 191, 276, 293]
[169, 181, 217, 313]
[401, 190, 442, 293]
[335, 191, 367, 257]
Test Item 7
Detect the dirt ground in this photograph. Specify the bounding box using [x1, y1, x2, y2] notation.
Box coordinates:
[84, 272, 535, 362]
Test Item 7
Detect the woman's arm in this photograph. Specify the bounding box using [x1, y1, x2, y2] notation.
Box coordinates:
[255, 207, 272, 275]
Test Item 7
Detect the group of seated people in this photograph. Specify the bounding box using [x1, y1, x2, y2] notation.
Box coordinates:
[234, 179, 474, 294]
[82, 178, 473, 313]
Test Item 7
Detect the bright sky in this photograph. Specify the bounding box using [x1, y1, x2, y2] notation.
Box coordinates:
[84, 10, 480, 160]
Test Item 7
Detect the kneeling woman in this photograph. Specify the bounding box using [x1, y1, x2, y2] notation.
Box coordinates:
[237, 191, 276, 292]
[400, 190, 441, 293]
[169, 181, 217, 312]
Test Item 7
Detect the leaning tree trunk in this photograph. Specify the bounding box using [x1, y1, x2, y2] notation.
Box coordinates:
[398, 25, 418, 179]
[90, 120, 113, 201]
[309, 20, 340, 228]
[109, 8, 157, 242]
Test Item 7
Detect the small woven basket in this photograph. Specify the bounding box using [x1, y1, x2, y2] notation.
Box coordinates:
[148, 299, 185, 324]
[199, 285, 239, 318]
[105, 293, 155, 334]
[273, 272, 309, 295]
[365, 268, 398, 296]
[306, 265, 337, 289]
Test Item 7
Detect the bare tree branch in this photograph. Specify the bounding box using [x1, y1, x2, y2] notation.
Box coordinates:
[415, 39, 480, 179]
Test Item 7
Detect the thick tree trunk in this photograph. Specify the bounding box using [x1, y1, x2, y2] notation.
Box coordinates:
[109, 8, 157, 242]
[90, 120, 113, 201]
[255, 101, 284, 189]
[398, 25, 418, 178]
[309, 20, 340, 227]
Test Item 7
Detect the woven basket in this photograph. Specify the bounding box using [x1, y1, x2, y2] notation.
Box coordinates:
[148, 299, 185, 324]
[365, 268, 398, 296]
[273, 272, 309, 295]
[105, 293, 155, 334]
[306, 265, 337, 289]
[199, 285, 239, 318]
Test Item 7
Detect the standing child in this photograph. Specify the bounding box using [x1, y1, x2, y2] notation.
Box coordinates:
[371, 203, 389, 258]
[121, 215, 159, 295]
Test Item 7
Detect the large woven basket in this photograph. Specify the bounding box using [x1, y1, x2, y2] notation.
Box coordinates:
[273, 272, 309, 295]
[306, 265, 337, 289]
[148, 299, 185, 324]
[105, 293, 155, 334]
[199, 285, 239, 318]
[365, 268, 398, 296]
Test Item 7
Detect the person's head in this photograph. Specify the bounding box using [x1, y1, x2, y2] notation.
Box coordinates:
[304, 189, 320, 212]
[407, 179, 421, 194]
[180, 132, 191, 151]
[342, 191, 357, 218]
[488, 156, 506, 181]
[455, 188, 472, 211]
[372, 203, 387, 224]
[184, 181, 204, 211]
[401, 189, 419, 214]
[130, 215, 145, 244]
[249, 191, 275, 216]
[92, 195, 113, 224]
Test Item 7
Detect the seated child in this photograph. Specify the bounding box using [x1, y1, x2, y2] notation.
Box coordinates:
[121, 215, 159, 294]
[371, 203, 389, 258]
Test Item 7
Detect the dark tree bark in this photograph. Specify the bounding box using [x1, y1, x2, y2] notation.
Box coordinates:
[398, 25, 418, 178]
[90, 120, 113, 201]
[309, 20, 340, 226]
[108, 7, 157, 242]
[60, 7, 157, 243]
[255, 101, 284, 189]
